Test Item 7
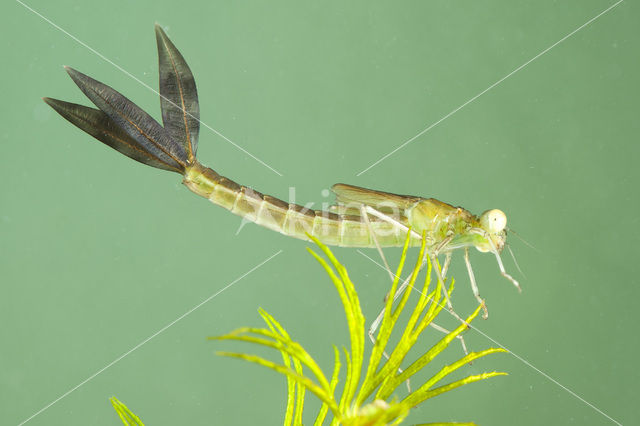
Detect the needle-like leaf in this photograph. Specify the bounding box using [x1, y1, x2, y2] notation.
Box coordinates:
[211, 233, 508, 425]
[110, 397, 144, 426]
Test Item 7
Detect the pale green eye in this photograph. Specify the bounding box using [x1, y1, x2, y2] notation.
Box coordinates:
[480, 209, 507, 233]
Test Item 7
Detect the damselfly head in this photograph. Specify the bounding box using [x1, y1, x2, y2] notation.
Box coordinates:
[475, 209, 508, 253]
[480, 209, 507, 233]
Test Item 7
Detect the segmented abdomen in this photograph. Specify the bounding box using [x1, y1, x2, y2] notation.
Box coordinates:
[183, 162, 410, 247]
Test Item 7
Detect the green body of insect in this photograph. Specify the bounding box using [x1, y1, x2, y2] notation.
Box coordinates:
[43, 25, 513, 290]
[182, 161, 506, 251]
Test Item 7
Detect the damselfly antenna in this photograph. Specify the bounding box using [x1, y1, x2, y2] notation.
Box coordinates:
[506, 227, 538, 253]
[506, 244, 526, 278]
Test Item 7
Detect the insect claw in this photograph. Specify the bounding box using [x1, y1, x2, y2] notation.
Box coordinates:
[481, 300, 489, 320]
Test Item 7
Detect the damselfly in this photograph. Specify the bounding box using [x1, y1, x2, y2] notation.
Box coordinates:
[44, 25, 520, 324]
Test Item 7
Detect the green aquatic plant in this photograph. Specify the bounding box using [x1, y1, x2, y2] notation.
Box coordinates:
[110, 397, 143, 426]
[110, 233, 506, 425]
[210, 234, 507, 425]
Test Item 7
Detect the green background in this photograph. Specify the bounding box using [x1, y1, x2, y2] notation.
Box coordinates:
[2, 0, 637, 424]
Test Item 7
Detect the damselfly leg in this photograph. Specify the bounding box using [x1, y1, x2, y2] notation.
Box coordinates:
[359, 206, 469, 360]
[469, 228, 521, 292]
[464, 247, 489, 319]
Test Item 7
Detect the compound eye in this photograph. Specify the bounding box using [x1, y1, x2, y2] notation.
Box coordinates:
[480, 209, 507, 233]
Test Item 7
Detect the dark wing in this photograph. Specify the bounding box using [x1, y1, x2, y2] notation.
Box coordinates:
[155, 24, 199, 162]
[330, 183, 421, 220]
[43, 98, 183, 173]
[64, 66, 188, 172]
